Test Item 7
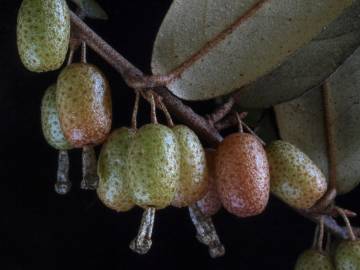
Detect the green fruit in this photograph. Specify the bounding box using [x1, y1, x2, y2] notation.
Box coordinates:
[97, 128, 135, 212]
[171, 125, 208, 208]
[41, 84, 71, 150]
[56, 63, 112, 148]
[266, 140, 327, 209]
[294, 249, 334, 270]
[17, 0, 70, 72]
[127, 124, 180, 209]
[335, 240, 360, 270]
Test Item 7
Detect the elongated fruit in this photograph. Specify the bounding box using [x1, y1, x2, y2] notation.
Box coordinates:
[294, 249, 334, 270]
[266, 140, 327, 209]
[41, 84, 71, 150]
[127, 124, 180, 209]
[335, 240, 360, 269]
[17, 0, 70, 72]
[171, 125, 208, 208]
[56, 63, 112, 147]
[97, 128, 135, 212]
[197, 149, 222, 217]
[215, 133, 270, 217]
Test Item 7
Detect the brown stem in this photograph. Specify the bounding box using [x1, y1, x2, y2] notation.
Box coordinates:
[81, 41, 87, 63]
[310, 189, 337, 214]
[156, 95, 174, 127]
[67, 48, 75, 66]
[214, 112, 248, 130]
[80, 146, 99, 190]
[130, 207, 156, 254]
[148, 91, 158, 124]
[235, 112, 244, 133]
[317, 216, 325, 252]
[55, 150, 71, 195]
[207, 97, 235, 125]
[131, 90, 140, 130]
[189, 203, 225, 258]
[312, 225, 319, 249]
[70, 12, 353, 241]
[336, 207, 356, 241]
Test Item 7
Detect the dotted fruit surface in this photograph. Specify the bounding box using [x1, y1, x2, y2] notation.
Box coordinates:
[335, 240, 360, 270]
[266, 140, 327, 209]
[41, 84, 71, 150]
[17, 0, 70, 72]
[127, 124, 180, 209]
[215, 133, 270, 218]
[171, 125, 208, 208]
[197, 149, 222, 217]
[97, 128, 135, 212]
[294, 249, 334, 270]
[56, 63, 112, 148]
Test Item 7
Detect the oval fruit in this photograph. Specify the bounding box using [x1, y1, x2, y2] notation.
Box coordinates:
[127, 124, 180, 209]
[294, 249, 334, 270]
[41, 84, 71, 150]
[266, 140, 327, 209]
[215, 133, 270, 218]
[335, 240, 360, 270]
[97, 128, 135, 212]
[56, 63, 112, 147]
[171, 125, 208, 208]
[197, 149, 222, 217]
[17, 0, 70, 72]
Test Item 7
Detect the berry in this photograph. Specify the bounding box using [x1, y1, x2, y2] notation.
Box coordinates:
[56, 63, 112, 147]
[335, 240, 360, 270]
[294, 249, 334, 270]
[171, 125, 208, 208]
[41, 84, 71, 150]
[127, 124, 180, 209]
[197, 149, 222, 217]
[97, 128, 135, 212]
[215, 133, 270, 217]
[266, 140, 327, 209]
[17, 0, 70, 72]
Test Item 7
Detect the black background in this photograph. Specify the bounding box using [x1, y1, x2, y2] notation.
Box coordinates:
[1, 1, 359, 269]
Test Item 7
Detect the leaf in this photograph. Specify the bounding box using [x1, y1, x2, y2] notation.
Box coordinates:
[151, 0, 352, 101]
[234, 1, 360, 108]
[70, 0, 108, 20]
[275, 47, 360, 194]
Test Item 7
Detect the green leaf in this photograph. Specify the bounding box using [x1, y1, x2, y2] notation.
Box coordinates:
[151, 0, 352, 101]
[70, 0, 108, 20]
[235, 1, 360, 108]
[275, 47, 360, 195]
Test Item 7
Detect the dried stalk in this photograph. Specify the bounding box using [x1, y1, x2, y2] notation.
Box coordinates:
[81, 146, 99, 190]
[54, 150, 71, 195]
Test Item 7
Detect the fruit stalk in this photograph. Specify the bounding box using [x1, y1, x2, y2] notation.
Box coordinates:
[130, 207, 155, 254]
[189, 203, 225, 258]
[81, 146, 99, 190]
[55, 150, 71, 195]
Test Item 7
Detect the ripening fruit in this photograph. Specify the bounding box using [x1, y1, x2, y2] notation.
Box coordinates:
[335, 240, 360, 270]
[56, 63, 112, 148]
[17, 0, 70, 72]
[215, 133, 270, 217]
[294, 249, 334, 270]
[171, 125, 208, 208]
[266, 140, 327, 209]
[97, 128, 135, 212]
[41, 84, 71, 150]
[127, 124, 180, 209]
[197, 149, 222, 217]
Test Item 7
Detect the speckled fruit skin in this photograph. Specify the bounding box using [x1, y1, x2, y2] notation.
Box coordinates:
[56, 63, 112, 148]
[127, 124, 180, 209]
[335, 240, 360, 270]
[17, 0, 70, 72]
[215, 133, 270, 218]
[197, 149, 222, 217]
[97, 128, 135, 212]
[266, 140, 327, 209]
[41, 84, 72, 150]
[171, 125, 208, 208]
[294, 249, 334, 270]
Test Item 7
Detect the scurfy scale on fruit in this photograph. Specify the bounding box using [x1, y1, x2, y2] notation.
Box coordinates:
[17, 0, 70, 72]
[16, 0, 360, 266]
[41, 84, 72, 194]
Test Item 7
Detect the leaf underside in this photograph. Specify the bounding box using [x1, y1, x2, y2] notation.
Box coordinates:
[152, 0, 352, 101]
[275, 47, 360, 195]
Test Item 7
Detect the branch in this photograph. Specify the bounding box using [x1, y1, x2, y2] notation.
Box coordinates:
[69, 12, 352, 240]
